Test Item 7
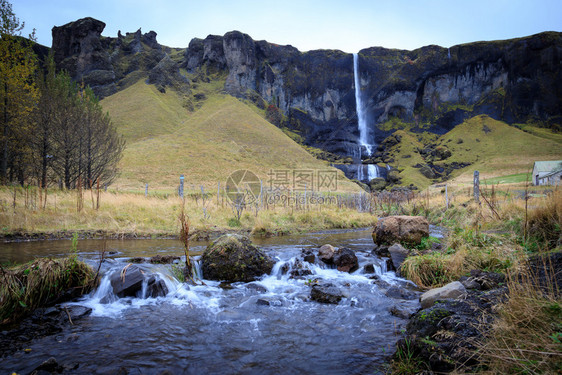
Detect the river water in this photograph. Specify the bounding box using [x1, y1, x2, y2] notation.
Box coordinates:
[0, 229, 424, 374]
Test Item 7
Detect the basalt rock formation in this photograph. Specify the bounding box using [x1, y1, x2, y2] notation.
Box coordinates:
[50, 18, 562, 166]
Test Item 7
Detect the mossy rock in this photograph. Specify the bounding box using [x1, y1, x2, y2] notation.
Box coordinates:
[369, 177, 387, 191]
[387, 170, 402, 184]
[407, 307, 453, 338]
[201, 234, 274, 282]
[418, 164, 437, 179]
[434, 146, 452, 160]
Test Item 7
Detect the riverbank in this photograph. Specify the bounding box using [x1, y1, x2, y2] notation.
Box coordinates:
[386, 188, 561, 374]
[0, 187, 377, 241]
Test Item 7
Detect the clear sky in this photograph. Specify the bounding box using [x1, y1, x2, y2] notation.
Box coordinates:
[13, 0, 562, 53]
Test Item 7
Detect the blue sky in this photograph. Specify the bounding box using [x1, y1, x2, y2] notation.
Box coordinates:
[13, 0, 562, 53]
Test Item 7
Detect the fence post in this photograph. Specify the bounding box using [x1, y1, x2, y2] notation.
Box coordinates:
[473, 171, 480, 203]
[445, 184, 449, 209]
[145, 183, 148, 197]
[179, 175, 184, 198]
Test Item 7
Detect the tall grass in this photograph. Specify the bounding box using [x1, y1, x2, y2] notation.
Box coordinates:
[527, 189, 562, 251]
[477, 260, 562, 374]
[178, 200, 192, 280]
[0, 256, 95, 325]
[0, 187, 377, 238]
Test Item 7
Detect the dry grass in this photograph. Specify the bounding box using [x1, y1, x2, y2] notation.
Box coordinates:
[397, 182, 552, 289]
[0, 257, 95, 325]
[0, 187, 377, 238]
[477, 262, 562, 374]
[527, 189, 562, 250]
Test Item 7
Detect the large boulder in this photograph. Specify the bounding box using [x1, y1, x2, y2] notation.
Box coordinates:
[333, 247, 358, 272]
[310, 283, 344, 304]
[201, 234, 274, 282]
[420, 281, 467, 309]
[372, 215, 429, 246]
[398, 285, 507, 373]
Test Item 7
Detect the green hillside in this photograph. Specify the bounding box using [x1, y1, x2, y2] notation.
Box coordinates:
[441, 115, 561, 179]
[384, 115, 562, 188]
[101, 79, 360, 192]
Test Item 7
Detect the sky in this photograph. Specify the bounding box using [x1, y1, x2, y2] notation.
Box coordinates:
[13, 0, 562, 53]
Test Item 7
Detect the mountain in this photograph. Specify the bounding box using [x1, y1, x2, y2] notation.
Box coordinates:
[49, 17, 562, 188]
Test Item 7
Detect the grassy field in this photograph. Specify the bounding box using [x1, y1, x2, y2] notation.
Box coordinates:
[441, 115, 560, 177]
[481, 172, 530, 185]
[0, 186, 377, 239]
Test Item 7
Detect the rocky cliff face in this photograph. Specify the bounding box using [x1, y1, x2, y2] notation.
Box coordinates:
[178, 30, 561, 155]
[51, 18, 562, 160]
[51, 17, 184, 97]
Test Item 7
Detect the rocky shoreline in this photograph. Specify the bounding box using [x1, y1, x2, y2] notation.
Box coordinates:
[395, 271, 508, 373]
[370, 214, 562, 373]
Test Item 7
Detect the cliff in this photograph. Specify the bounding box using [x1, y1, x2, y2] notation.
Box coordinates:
[50, 18, 562, 161]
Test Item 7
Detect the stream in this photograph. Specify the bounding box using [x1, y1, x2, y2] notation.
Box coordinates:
[0, 229, 433, 374]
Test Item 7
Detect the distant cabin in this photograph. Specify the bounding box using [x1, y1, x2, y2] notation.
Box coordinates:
[532, 160, 562, 186]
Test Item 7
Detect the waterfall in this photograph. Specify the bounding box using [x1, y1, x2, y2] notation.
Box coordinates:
[353, 53, 372, 156]
[367, 165, 379, 181]
[357, 164, 364, 182]
[447, 48, 451, 61]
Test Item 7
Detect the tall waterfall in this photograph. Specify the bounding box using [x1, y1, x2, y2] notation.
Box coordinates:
[353, 53, 372, 156]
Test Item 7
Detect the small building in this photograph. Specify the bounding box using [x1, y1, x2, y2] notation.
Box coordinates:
[532, 160, 562, 186]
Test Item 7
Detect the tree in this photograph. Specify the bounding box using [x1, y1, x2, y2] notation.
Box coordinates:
[76, 86, 124, 187]
[49, 72, 80, 188]
[1, 0, 124, 188]
[35, 66, 124, 189]
[0, 0, 37, 184]
[33, 52, 56, 187]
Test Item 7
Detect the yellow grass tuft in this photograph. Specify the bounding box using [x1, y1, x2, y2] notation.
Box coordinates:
[0, 257, 95, 325]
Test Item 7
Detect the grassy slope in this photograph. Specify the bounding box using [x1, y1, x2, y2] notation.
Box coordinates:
[101, 79, 188, 142]
[514, 123, 562, 144]
[385, 115, 562, 188]
[102, 79, 359, 193]
[384, 130, 428, 187]
[441, 115, 561, 182]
